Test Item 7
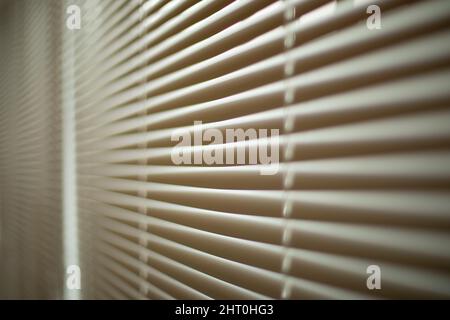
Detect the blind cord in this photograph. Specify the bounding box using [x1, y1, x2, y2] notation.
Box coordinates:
[281, 0, 297, 300]
[137, 0, 149, 298]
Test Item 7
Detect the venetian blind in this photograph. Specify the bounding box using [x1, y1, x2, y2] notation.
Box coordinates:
[1, 0, 449, 300]
[0, 0, 64, 299]
[73, 0, 450, 299]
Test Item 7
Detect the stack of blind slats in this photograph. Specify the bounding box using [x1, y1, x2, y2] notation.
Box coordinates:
[74, 0, 450, 299]
[0, 0, 449, 300]
[0, 0, 63, 299]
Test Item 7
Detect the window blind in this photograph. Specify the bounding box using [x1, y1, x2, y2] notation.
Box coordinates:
[74, 0, 450, 299]
[0, 0, 64, 299]
[0, 0, 449, 299]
